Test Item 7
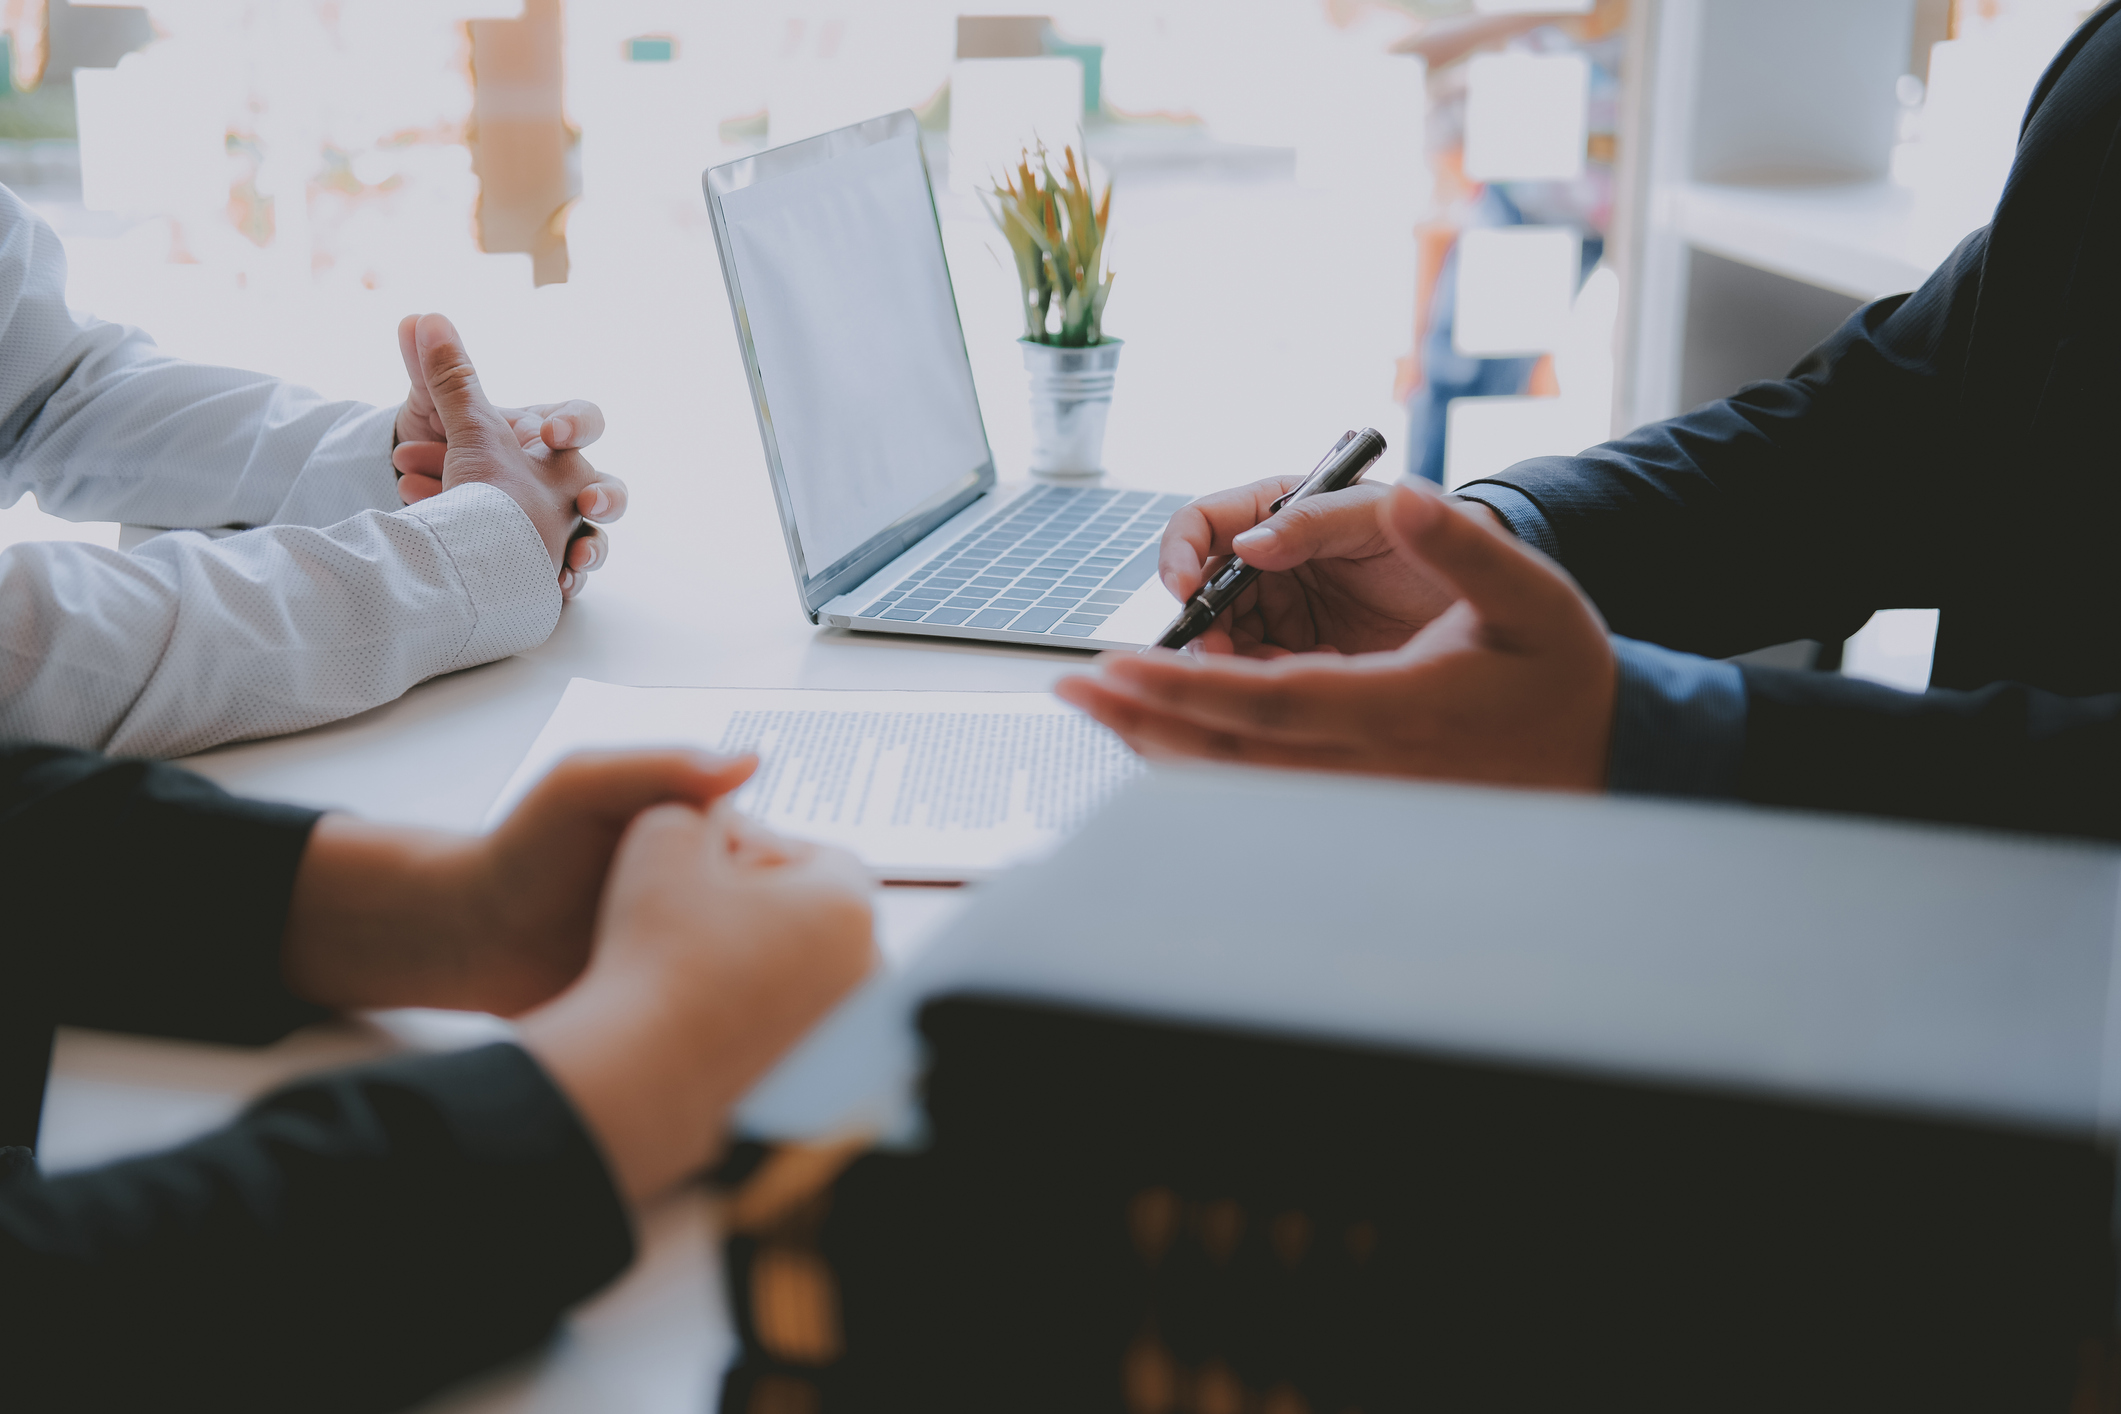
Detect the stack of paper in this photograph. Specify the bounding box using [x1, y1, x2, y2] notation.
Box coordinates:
[489, 680, 1143, 882]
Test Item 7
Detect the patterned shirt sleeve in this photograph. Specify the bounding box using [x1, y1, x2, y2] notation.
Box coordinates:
[0, 185, 563, 757]
[0, 484, 560, 758]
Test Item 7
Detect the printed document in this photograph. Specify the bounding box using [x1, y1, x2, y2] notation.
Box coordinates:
[489, 679, 1144, 881]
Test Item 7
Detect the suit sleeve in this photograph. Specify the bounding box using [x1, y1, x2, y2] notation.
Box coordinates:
[0, 1043, 636, 1414]
[0, 743, 328, 1046]
[1449, 232, 2121, 837]
[0, 747, 637, 1410]
[1458, 230, 1988, 660]
[1728, 665, 2121, 840]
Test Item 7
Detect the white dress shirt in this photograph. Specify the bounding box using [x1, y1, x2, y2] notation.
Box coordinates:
[0, 186, 560, 758]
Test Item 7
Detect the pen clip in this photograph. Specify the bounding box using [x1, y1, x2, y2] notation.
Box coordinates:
[1270, 430, 1358, 514]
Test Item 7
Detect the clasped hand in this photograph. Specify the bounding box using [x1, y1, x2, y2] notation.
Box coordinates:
[283, 750, 877, 1205]
[1056, 476, 1619, 791]
[391, 312, 626, 600]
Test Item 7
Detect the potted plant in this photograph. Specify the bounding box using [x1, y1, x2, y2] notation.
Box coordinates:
[986, 144, 1119, 477]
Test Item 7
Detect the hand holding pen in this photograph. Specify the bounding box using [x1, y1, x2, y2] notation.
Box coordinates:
[1138, 434, 1487, 661]
[1155, 428, 1390, 651]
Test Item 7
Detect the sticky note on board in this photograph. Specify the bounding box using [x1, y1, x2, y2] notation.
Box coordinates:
[1454, 225, 1580, 357]
[1475, 0, 1594, 13]
[1464, 51, 1591, 183]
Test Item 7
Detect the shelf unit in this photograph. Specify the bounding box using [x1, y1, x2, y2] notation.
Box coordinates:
[1617, 0, 1955, 688]
[1666, 178, 1942, 303]
[1622, 0, 1938, 428]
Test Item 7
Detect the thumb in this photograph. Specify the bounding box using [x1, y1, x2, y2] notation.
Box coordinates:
[395, 314, 438, 431]
[1378, 483, 1593, 645]
[415, 312, 507, 451]
[1228, 483, 1393, 570]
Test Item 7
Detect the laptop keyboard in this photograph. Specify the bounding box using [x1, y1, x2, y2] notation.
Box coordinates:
[861, 485, 1195, 638]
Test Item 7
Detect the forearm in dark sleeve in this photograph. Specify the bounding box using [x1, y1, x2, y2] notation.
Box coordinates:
[0, 1042, 635, 1414]
[1458, 231, 1986, 659]
[1735, 665, 2121, 840]
[0, 744, 327, 1044]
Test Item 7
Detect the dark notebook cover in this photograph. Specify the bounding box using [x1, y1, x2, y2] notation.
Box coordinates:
[720, 994, 2119, 1414]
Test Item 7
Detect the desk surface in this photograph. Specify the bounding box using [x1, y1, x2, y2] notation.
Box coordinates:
[36, 157, 1419, 1412]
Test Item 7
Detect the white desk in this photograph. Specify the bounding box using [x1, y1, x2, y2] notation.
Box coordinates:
[33, 156, 1419, 1412]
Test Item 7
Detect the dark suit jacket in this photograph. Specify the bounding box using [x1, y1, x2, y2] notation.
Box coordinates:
[1465, 2, 2121, 840]
[0, 745, 633, 1413]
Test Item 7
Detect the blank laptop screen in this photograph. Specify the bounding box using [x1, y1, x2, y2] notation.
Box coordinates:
[717, 126, 990, 578]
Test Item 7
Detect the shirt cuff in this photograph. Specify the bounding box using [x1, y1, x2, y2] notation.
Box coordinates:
[399, 482, 562, 670]
[1607, 637, 1747, 799]
[1452, 483, 1560, 560]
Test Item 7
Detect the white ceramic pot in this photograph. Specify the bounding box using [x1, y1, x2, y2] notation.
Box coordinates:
[1020, 337, 1122, 477]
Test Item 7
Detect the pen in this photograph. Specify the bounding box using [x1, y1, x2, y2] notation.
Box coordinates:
[1155, 426, 1388, 651]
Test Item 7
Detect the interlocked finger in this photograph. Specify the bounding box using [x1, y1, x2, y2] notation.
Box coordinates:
[397, 473, 444, 505]
[566, 525, 607, 575]
[577, 475, 627, 523]
[393, 440, 447, 478]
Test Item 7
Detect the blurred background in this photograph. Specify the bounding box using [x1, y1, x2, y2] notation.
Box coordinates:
[0, 0, 2090, 688]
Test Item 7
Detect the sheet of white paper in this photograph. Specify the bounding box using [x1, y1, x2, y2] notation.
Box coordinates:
[488, 680, 1144, 881]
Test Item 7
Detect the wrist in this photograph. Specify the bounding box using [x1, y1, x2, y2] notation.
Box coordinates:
[446, 454, 576, 570]
[519, 976, 736, 1204]
[283, 816, 483, 1010]
[444, 469, 560, 565]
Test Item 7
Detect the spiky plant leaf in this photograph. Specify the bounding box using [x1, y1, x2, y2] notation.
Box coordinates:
[986, 140, 1115, 346]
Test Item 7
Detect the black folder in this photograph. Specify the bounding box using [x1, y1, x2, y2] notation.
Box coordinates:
[720, 993, 2118, 1414]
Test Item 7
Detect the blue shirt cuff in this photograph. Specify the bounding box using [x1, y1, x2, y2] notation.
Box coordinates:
[1451, 483, 1560, 560]
[1608, 637, 1747, 799]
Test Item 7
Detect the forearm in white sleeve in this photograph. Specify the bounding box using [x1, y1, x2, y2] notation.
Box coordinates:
[0, 484, 558, 757]
[0, 183, 402, 530]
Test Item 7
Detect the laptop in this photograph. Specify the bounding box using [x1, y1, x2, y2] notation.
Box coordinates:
[703, 110, 1190, 650]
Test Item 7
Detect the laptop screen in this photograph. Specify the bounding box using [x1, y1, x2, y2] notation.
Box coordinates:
[710, 113, 993, 599]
